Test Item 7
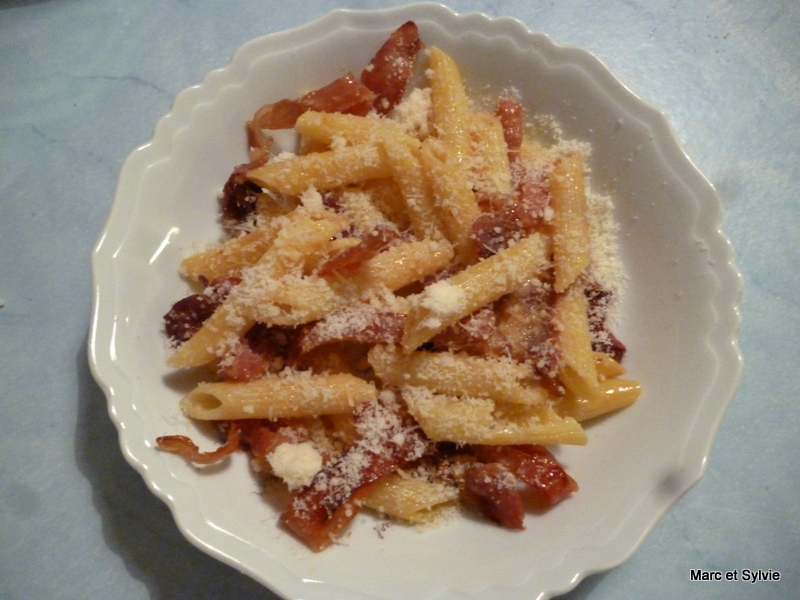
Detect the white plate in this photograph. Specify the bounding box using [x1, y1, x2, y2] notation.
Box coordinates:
[89, 3, 743, 599]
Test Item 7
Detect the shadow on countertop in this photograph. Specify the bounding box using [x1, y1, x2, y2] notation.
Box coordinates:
[74, 339, 276, 600]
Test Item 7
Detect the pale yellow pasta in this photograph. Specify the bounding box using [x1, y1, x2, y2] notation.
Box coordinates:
[402, 385, 588, 446]
[402, 233, 547, 351]
[167, 301, 254, 368]
[553, 283, 604, 401]
[419, 138, 480, 263]
[360, 178, 411, 231]
[362, 473, 459, 523]
[377, 131, 440, 240]
[550, 152, 591, 292]
[295, 110, 405, 148]
[238, 273, 339, 326]
[247, 143, 392, 196]
[258, 208, 350, 274]
[428, 46, 472, 160]
[595, 351, 627, 379]
[554, 378, 641, 422]
[169, 209, 348, 366]
[468, 112, 513, 195]
[180, 372, 377, 420]
[243, 239, 454, 327]
[180, 222, 279, 282]
[336, 189, 397, 237]
[339, 238, 454, 293]
[368, 344, 548, 405]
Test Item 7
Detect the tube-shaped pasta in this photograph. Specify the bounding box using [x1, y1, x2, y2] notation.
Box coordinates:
[550, 152, 590, 292]
[402, 233, 547, 351]
[247, 143, 392, 196]
[428, 46, 472, 161]
[180, 222, 279, 282]
[554, 283, 603, 401]
[167, 302, 254, 368]
[402, 385, 588, 446]
[362, 473, 459, 523]
[419, 138, 480, 263]
[295, 110, 405, 147]
[377, 131, 441, 240]
[180, 372, 377, 420]
[468, 112, 513, 195]
[369, 345, 548, 405]
[554, 378, 641, 422]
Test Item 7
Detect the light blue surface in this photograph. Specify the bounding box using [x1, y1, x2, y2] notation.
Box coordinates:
[1, 1, 797, 599]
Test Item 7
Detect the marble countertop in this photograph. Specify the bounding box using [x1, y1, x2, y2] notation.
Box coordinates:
[1, 1, 798, 599]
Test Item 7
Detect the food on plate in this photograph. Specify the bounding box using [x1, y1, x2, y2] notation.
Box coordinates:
[157, 21, 641, 552]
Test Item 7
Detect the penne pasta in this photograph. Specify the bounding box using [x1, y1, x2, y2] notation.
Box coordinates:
[553, 283, 604, 401]
[181, 372, 377, 420]
[428, 46, 472, 160]
[550, 152, 591, 292]
[401, 233, 548, 351]
[419, 138, 480, 263]
[247, 143, 392, 196]
[468, 112, 513, 196]
[402, 385, 588, 446]
[180, 222, 279, 282]
[554, 378, 641, 422]
[362, 472, 459, 523]
[369, 344, 548, 405]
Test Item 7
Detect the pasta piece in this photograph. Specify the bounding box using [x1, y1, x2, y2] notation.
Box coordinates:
[253, 207, 350, 275]
[550, 152, 591, 292]
[402, 385, 588, 446]
[420, 138, 481, 263]
[554, 378, 641, 422]
[180, 222, 279, 282]
[169, 209, 349, 366]
[247, 143, 392, 196]
[369, 344, 548, 405]
[180, 372, 377, 420]
[167, 302, 253, 368]
[340, 238, 454, 293]
[295, 110, 405, 147]
[553, 283, 604, 401]
[428, 47, 472, 160]
[245, 239, 454, 327]
[361, 178, 411, 231]
[377, 131, 441, 240]
[362, 473, 459, 523]
[468, 112, 513, 196]
[595, 351, 626, 379]
[402, 233, 548, 351]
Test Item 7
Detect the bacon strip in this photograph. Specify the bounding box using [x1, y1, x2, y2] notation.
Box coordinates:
[463, 463, 525, 529]
[156, 422, 242, 465]
[496, 97, 524, 156]
[280, 399, 427, 551]
[163, 276, 240, 344]
[494, 97, 552, 231]
[316, 226, 400, 276]
[360, 21, 424, 115]
[299, 310, 406, 354]
[247, 72, 377, 132]
[474, 444, 578, 505]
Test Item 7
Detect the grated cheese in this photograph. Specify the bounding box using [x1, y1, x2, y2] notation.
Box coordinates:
[268, 442, 324, 491]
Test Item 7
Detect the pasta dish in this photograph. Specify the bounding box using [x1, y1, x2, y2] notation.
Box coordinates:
[157, 21, 641, 552]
